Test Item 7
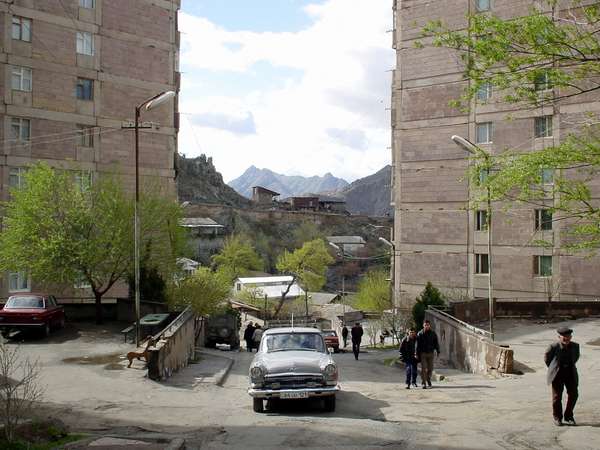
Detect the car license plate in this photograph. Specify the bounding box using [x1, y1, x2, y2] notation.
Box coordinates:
[280, 391, 309, 399]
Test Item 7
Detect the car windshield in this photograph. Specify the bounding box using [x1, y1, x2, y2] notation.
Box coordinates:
[265, 333, 326, 353]
[6, 296, 44, 309]
[323, 331, 336, 337]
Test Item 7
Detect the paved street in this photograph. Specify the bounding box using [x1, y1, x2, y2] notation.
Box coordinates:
[6, 319, 600, 449]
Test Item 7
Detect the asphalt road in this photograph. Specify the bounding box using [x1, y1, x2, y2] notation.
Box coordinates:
[6, 319, 600, 449]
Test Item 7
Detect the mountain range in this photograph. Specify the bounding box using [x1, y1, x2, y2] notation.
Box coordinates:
[228, 166, 349, 199]
[337, 165, 392, 217]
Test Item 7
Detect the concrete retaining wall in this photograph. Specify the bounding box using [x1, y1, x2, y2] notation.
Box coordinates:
[147, 307, 196, 381]
[425, 309, 513, 374]
[496, 300, 600, 318]
[450, 298, 490, 323]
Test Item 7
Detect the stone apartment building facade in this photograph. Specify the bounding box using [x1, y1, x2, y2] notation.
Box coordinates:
[391, 0, 600, 310]
[0, 0, 180, 299]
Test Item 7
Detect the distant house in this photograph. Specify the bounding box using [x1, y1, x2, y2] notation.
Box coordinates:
[281, 194, 347, 213]
[326, 236, 366, 256]
[318, 195, 347, 213]
[177, 257, 200, 276]
[180, 217, 226, 264]
[234, 275, 305, 300]
[252, 186, 280, 205]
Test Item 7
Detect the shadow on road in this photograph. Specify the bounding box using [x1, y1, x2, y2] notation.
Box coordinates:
[262, 390, 389, 421]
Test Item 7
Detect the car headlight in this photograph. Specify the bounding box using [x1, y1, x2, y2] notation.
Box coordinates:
[250, 365, 265, 382]
[323, 364, 338, 382]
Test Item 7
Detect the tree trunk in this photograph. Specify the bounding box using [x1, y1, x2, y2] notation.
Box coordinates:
[94, 291, 103, 324]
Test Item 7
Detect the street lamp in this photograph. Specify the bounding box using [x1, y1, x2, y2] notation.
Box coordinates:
[451, 134, 494, 339]
[133, 90, 176, 346]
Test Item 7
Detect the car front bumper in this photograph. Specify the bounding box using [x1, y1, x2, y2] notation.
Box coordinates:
[248, 385, 340, 399]
[0, 323, 45, 328]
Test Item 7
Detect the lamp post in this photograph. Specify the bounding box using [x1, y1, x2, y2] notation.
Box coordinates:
[133, 90, 176, 346]
[451, 135, 494, 339]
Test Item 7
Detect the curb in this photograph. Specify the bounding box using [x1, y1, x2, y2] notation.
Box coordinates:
[165, 438, 186, 450]
[195, 349, 235, 386]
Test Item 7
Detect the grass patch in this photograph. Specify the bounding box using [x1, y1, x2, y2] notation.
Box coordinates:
[383, 357, 400, 367]
[0, 434, 86, 450]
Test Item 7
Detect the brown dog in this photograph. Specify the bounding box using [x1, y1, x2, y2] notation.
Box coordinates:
[126, 336, 154, 368]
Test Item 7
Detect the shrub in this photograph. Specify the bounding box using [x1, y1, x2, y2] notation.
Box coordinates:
[412, 282, 446, 328]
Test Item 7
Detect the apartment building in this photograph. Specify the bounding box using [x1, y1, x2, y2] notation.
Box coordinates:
[391, 0, 600, 310]
[0, 0, 180, 298]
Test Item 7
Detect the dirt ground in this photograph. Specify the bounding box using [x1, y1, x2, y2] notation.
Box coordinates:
[5, 318, 600, 449]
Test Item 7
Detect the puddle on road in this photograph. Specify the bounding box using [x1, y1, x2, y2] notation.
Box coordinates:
[62, 352, 124, 366]
[587, 338, 600, 346]
[104, 363, 125, 370]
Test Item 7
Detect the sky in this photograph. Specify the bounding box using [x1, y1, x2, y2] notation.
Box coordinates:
[178, 0, 394, 183]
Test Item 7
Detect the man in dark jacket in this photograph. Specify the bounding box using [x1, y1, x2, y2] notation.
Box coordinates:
[341, 326, 349, 348]
[399, 328, 418, 389]
[544, 327, 580, 426]
[243, 322, 255, 352]
[416, 320, 440, 389]
[351, 323, 363, 360]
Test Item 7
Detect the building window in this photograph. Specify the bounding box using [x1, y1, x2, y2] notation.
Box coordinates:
[475, 253, 489, 274]
[534, 71, 552, 91]
[9, 167, 26, 189]
[476, 82, 492, 102]
[11, 66, 32, 92]
[476, 0, 491, 11]
[10, 118, 31, 141]
[476, 210, 488, 231]
[478, 168, 489, 184]
[75, 170, 93, 192]
[76, 78, 94, 100]
[9, 271, 30, 292]
[77, 125, 94, 147]
[476, 122, 493, 144]
[535, 209, 553, 231]
[79, 0, 95, 8]
[535, 116, 553, 138]
[541, 168, 554, 184]
[76, 31, 94, 55]
[534, 255, 552, 277]
[12, 16, 31, 42]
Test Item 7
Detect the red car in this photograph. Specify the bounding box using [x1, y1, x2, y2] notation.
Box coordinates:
[0, 294, 65, 338]
[322, 330, 340, 353]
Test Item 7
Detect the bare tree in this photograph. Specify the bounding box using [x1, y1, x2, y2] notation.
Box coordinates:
[0, 344, 44, 443]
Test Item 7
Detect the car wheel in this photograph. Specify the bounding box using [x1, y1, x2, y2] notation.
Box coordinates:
[323, 395, 336, 412]
[1, 330, 11, 339]
[333, 347, 340, 353]
[253, 398, 264, 413]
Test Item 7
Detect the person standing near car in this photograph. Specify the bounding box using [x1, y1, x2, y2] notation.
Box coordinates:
[399, 328, 418, 389]
[544, 327, 580, 426]
[252, 324, 264, 350]
[341, 325, 349, 348]
[351, 322, 363, 360]
[243, 322, 255, 352]
[416, 320, 440, 389]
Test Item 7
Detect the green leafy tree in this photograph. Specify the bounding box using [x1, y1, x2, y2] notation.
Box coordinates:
[353, 269, 392, 313]
[422, 1, 600, 251]
[0, 163, 185, 323]
[274, 238, 334, 318]
[168, 267, 231, 316]
[412, 282, 446, 328]
[212, 235, 263, 278]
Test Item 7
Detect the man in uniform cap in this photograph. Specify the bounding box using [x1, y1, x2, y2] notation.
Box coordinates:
[544, 327, 580, 426]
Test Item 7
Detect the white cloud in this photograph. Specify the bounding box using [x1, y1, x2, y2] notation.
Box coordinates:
[178, 0, 393, 182]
